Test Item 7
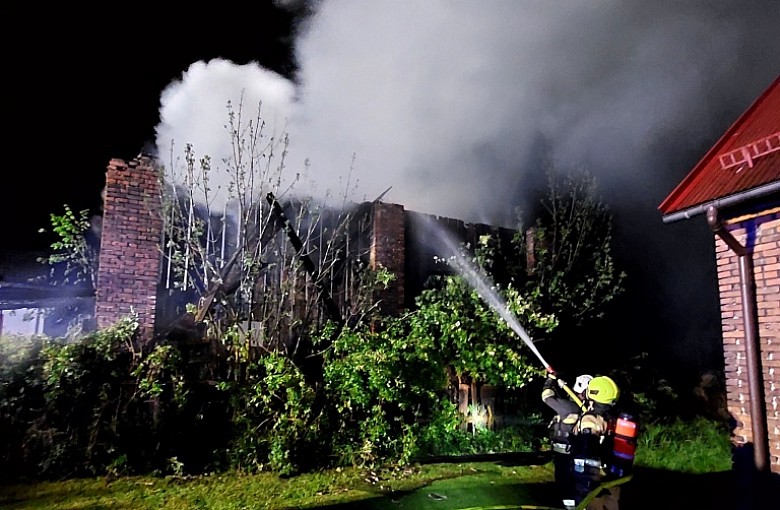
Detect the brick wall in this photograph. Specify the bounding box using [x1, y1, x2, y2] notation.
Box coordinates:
[370, 202, 405, 315]
[403, 211, 517, 310]
[95, 156, 163, 342]
[91, 165, 505, 335]
[715, 209, 780, 474]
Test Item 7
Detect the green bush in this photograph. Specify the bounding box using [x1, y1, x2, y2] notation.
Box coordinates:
[221, 351, 323, 475]
[322, 319, 448, 468]
[2, 315, 734, 482]
[0, 315, 208, 480]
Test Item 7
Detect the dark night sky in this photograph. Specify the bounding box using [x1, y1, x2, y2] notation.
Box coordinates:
[5, 2, 778, 253]
[4, 4, 305, 252]
[4, 1, 779, 383]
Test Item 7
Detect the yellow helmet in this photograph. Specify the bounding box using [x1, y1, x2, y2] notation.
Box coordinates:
[587, 376, 620, 404]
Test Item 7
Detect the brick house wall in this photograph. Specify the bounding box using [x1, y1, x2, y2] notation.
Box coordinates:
[95, 156, 163, 342]
[715, 209, 780, 474]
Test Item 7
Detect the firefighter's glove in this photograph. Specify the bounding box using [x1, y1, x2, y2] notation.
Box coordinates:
[543, 372, 558, 391]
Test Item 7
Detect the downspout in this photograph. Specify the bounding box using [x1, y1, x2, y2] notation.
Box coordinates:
[706, 206, 769, 473]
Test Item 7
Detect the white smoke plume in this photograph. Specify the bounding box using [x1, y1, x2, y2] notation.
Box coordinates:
[155, 0, 780, 228]
[150, 0, 779, 375]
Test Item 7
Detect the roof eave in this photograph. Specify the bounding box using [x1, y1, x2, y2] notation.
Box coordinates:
[658, 75, 780, 214]
[661, 181, 780, 224]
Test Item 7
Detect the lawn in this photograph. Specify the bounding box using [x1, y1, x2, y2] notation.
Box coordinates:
[0, 458, 760, 510]
[1, 459, 555, 510]
[4, 417, 776, 510]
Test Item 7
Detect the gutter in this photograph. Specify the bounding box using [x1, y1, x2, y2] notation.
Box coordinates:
[706, 206, 770, 474]
[661, 181, 780, 224]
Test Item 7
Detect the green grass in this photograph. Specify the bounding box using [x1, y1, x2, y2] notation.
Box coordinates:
[0, 462, 554, 510]
[0, 418, 733, 510]
[634, 417, 733, 473]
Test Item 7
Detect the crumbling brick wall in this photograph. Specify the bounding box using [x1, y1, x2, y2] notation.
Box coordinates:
[95, 156, 163, 342]
[91, 156, 512, 346]
[715, 209, 780, 474]
[370, 202, 406, 315]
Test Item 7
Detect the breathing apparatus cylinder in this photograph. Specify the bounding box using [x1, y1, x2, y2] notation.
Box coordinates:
[571, 429, 602, 481]
[608, 412, 639, 477]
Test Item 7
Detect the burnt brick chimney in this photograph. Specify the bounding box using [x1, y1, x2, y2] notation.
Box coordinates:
[370, 202, 405, 315]
[95, 156, 163, 342]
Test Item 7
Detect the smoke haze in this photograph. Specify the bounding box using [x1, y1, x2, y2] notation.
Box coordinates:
[153, 1, 778, 376]
[155, 0, 779, 227]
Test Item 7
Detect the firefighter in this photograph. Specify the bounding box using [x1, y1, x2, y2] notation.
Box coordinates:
[569, 375, 623, 510]
[542, 372, 593, 509]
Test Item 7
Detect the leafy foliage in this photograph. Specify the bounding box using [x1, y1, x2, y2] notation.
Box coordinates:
[38, 204, 98, 289]
[13, 102, 634, 482]
[322, 319, 448, 468]
[133, 344, 188, 406]
[412, 268, 557, 388]
[0, 314, 206, 480]
[513, 169, 626, 328]
[220, 351, 321, 475]
[22, 315, 140, 477]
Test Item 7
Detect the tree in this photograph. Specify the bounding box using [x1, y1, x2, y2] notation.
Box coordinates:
[157, 95, 403, 474]
[405, 167, 625, 415]
[512, 168, 626, 366]
[413, 247, 558, 390]
[517, 169, 625, 324]
[38, 204, 99, 290]
[158, 95, 379, 361]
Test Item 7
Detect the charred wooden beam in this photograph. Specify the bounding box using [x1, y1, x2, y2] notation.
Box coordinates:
[266, 192, 344, 331]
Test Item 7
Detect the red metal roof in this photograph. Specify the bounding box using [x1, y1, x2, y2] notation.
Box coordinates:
[659, 75, 780, 220]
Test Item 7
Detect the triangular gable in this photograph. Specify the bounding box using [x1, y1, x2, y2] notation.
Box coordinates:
[659, 75, 780, 223]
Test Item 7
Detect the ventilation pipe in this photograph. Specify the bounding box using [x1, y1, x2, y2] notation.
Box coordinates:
[706, 206, 769, 473]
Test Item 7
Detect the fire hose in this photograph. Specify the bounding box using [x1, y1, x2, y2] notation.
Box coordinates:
[544, 367, 586, 412]
[525, 339, 586, 412]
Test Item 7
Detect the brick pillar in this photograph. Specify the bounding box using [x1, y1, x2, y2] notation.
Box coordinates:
[370, 202, 405, 315]
[95, 155, 163, 342]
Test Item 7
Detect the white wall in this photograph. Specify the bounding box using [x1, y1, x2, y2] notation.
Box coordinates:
[0, 308, 46, 336]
